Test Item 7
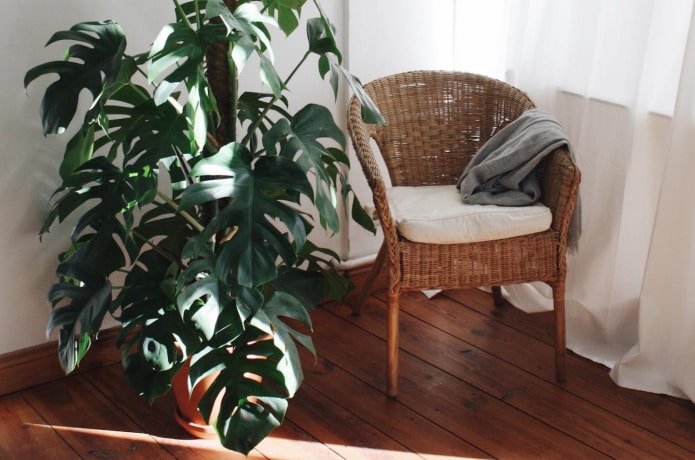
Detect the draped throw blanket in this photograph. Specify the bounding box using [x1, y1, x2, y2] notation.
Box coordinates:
[456, 108, 581, 251]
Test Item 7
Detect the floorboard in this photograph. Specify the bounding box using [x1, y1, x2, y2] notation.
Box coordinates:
[340, 291, 692, 458]
[0, 394, 79, 459]
[443, 288, 695, 451]
[299, 352, 487, 459]
[0, 271, 693, 459]
[22, 375, 175, 459]
[311, 304, 606, 459]
[289, 383, 423, 460]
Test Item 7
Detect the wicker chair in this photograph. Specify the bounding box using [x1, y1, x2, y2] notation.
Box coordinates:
[348, 71, 580, 397]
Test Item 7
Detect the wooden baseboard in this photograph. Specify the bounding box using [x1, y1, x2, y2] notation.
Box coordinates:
[0, 266, 380, 397]
[0, 327, 122, 396]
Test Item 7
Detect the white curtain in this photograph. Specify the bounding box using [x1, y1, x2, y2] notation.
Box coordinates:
[501, 0, 695, 401]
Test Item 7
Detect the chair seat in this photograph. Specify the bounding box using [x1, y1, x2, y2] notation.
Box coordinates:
[388, 185, 552, 244]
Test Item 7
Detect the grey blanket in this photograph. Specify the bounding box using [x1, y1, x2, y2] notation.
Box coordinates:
[456, 108, 568, 205]
[456, 108, 581, 251]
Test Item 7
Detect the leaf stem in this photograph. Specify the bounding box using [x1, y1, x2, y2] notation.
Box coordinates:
[194, 0, 202, 29]
[156, 191, 204, 232]
[173, 146, 196, 187]
[241, 50, 311, 146]
[132, 230, 179, 265]
[207, 132, 221, 151]
[228, 50, 238, 142]
[284, 51, 312, 88]
[173, 0, 194, 28]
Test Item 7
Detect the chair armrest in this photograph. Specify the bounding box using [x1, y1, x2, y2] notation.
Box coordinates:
[539, 148, 581, 243]
[348, 96, 400, 249]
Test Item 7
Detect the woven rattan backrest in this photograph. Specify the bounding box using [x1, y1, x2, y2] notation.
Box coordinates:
[358, 71, 535, 187]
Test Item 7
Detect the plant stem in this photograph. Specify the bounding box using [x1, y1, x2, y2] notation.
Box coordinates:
[156, 191, 204, 232]
[207, 132, 221, 151]
[172, 146, 196, 187]
[132, 231, 179, 265]
[228, 51, 238, 142]
[312, 0, 337, 45]
[173, 0, 194, 28]
[194, 0, 202, 29]
[284, 51, 312, 89]
[241, 50, 312, 147]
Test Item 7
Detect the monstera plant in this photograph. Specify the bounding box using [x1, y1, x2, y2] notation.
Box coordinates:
[24, 0, 382, 454]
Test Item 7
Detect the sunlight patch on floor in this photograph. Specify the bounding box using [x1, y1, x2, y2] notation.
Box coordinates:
[26, 423, 488, 459]
[26, 424, 257, 458]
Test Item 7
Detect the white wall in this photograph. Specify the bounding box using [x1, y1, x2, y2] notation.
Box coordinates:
[0, 1, 346, 356]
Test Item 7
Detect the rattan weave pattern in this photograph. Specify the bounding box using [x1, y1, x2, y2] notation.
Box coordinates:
[348, 71, 581, 397]
[362, 71, 534, 187]
[397, 232, 561, 291]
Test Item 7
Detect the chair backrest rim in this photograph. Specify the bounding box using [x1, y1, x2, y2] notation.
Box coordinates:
[350, 70, 535, 187]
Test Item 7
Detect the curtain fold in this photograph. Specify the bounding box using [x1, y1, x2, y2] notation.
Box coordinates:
[502, 0, 695, 401]
[610, 3, 695, 401]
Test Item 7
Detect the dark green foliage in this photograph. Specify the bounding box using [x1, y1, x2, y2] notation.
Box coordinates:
[25, 0, 382, 454]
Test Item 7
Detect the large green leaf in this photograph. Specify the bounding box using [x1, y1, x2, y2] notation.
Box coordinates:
[263, 0, 307, 35]
[46, 256, 113, 373]
[148, 21, 224, 84]
[292, 239, 357, 301]
[85, 84, 190, 174]
[262, 104, 347, 233]
[42, 158, 141, 274]
[146, 20, 223, 154]
[336, 63, 386, 125]
[182, 290, 315, 454]
[110, 97, 190, 171]
[206, 1, 283, 95]
[237, 92, 290, 142]
[134, 204, 197, 259]
[60, 125, 95, 180]
[24, 21, 126, 134]
[303, 17, 385, 125]
[176, 243, 253, 344]
[89, 83, 151, 158]
[306, 16, 341, 63]
[253, 291, 314, 395]
[188, 327, 290, 454]
[180, 143, 312, 288]
[115, 250, 200, 401]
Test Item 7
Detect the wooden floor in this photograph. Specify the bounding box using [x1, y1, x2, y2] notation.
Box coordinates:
[2, 272, 695, 459]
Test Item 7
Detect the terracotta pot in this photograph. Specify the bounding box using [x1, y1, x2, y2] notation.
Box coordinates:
[171, 360, 220, 439]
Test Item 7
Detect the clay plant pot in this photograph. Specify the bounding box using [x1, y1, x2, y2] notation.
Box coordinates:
[171, 359, 220, 439]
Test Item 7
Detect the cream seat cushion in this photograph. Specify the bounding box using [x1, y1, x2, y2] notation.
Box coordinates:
[387, 185, 552, 244]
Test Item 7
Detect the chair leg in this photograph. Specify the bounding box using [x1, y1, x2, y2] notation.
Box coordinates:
[386, 292, 400, 398]
[552, 282, 567, 382]
[352, 243, 387, 316]
[492, 286, 504, 306]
